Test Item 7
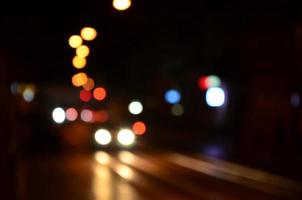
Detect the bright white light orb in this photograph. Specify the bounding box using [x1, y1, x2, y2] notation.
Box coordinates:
[113, 0, 131, 11]
[117, 129, 135, 146]
[128, 101, 143, 115]
[95, 129, 112, 145]
[206, 87, 225, 107]
[52, 107, 65, 124]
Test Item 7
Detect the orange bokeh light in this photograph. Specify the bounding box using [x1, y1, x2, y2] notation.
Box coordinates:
[83, 78, 95, 91]
[72, 73, 88, 87]
[132, 121, 146, 135]
[93, 87, 106, 101]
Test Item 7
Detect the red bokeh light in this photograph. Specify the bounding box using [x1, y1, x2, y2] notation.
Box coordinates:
[80, 89, 92, 102]
[198, 76, 209, 90]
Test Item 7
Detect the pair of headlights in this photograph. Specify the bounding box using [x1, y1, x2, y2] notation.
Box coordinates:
[94, 128, 136, 146]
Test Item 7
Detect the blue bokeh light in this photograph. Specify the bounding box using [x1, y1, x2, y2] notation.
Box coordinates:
[165, 89, 181, 104]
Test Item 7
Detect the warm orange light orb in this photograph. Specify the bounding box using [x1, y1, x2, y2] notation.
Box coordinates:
[113, 0, 131, 11]
[93, 87, 106, 101]
[132, 121, 146, 135]
[83, 78, 95, 91]
[68, 35, 83, 48]
[76, 45, 90, 58]
[72, 56, 87, 69]
[71, 73, 88, 87]
[80, 27, 97, 41]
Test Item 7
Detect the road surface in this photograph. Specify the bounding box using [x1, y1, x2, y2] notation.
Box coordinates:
[17, 150, 302, 200]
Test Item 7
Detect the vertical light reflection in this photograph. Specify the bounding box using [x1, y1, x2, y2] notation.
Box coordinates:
[93, 151, 112, 200]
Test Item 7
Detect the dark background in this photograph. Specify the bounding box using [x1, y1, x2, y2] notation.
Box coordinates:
[1, 1, 302, 198]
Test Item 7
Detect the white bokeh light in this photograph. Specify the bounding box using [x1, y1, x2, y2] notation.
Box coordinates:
[95, 129, 112, 145]
[128, 101, 143, 115]
[52, 107, 66, 124]
[113, 0, 131, 11]
[206, 87, 225, 107]
[117, 129, 135, 146]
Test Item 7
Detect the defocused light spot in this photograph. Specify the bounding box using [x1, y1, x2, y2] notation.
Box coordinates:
[206, 87, 225, 107]
[52, 107, 65, 124]
[204, 145, 225, 158]
[291, 93, 300, 107]
[116, 165, 134, 180]
[132, 121, 146, 135]
[95, 129, 112, 145]
[198, 76, 209, 90]
[72, 56, 87, 69]
[118, 151, 135, 164]
[72, 73, 88, 87]
[81, 27, 97, 41]
[80, 89, 92, 102]
[171, 104, 184, 116]
[165, 89, 181, 104]
[198, 75, 221, 90]
[81, 109, 93, 122]
[83, 78, 95, 91]
[95, 151, 111, 165]
[117, 129, 135, 146]
[76, 45, 90, 58]
[22, 85, 35, 102]
[128, 101, 143, 115]
[93, 87, 106, 101]
[18, 83, 26, 94]
[68, 35, 83, 48]
[10, 82, 19, 95]
[113, 0, 131, 11]
[65, 107, 78, 121]
[93, 110, 109, 123]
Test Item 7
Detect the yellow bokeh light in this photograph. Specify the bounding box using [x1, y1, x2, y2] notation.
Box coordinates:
[113, 0, 131, 11]
[83, 78, 95, 91]
[76, 45, 90, 58]
[68, 35, 83, 48]
[71, 72, 88, 87]
[72, 56, 87, 69]
[81, 27, 97, 41]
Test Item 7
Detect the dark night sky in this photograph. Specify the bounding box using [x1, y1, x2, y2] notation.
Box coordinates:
[1, 0, 302, 89]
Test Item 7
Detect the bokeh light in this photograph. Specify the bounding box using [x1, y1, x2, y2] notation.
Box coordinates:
[93, 110, 109, 123]
[132, 121, 146, 135]
[72, 73, 88, 87]
[165, 89, 181, 104]
[117, 129, 135, 146]
[95, 129, 112, 145]
[10, 82, 19, 95]
[80, 27, 97, 41]
[291, 93, 300, 107]
[198, 75, 221, 90]
[206, 87, 225, 107]
[65, 107, 78, 121]
[93, 87, 106, 101]
[113, 0, 131, 11]
[171, 104, 184, 116]
[22, 85, 35, 102]
[68, 35, 83, 48]
[128, 101, 143, 115]
[76, 45, 90, 58]
[52, 107, 65, 124]
[83, 78, 95, 91]
[95, 151, 111, 165]
[72, 56, 87, 69]
[80, 89, 92, 102]
[81, 109, 93, 122]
